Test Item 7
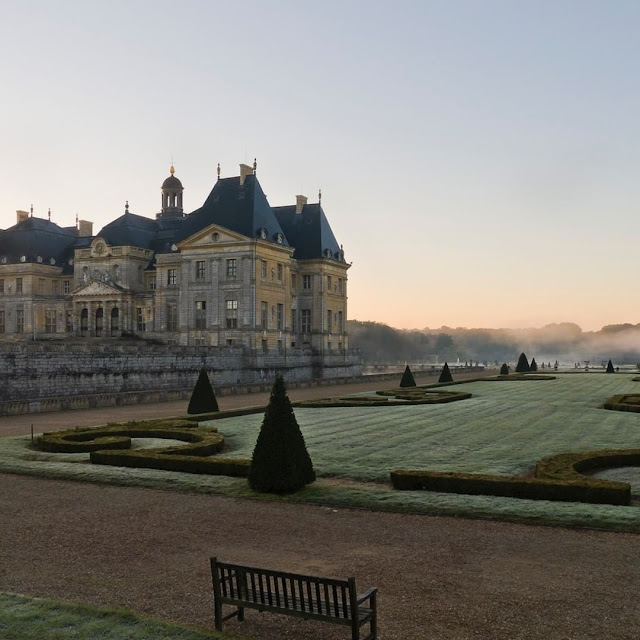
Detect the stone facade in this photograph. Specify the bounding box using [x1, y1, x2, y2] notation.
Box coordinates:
[0, 164, 358, 379]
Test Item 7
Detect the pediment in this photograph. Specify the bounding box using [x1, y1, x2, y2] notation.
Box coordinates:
[72, 278, 123, 297]
[178, 224, 249, 250]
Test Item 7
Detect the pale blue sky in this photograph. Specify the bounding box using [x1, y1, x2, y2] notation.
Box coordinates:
[2, 1, 639, 330]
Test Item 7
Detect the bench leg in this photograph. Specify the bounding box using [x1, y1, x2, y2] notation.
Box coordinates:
[238, 606, 245, 622]
[214, 600, 223, 631]
[370, 590, 377, 639]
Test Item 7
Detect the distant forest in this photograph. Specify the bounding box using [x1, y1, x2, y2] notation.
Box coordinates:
[347, 320, 640, 365]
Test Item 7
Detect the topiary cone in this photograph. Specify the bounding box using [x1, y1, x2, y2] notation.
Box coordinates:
[399, 365, 416, 387]
[187, 367, 219, 414]
[248, 375, 315, 494]
[500, 363, 509, 375]
[606, 359, 615, 373]
[515, 352, 530, 373]
[530, 358, 538, 372]
[438, 362, 453, 383]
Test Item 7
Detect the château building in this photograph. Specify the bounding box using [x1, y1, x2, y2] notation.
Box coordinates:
[0, 162, 352, 357]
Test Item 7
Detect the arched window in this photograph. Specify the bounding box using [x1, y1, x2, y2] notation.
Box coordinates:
[110, 307, 119, 336]
[80, 308, 89, 336]
[95, 308, 104, 337]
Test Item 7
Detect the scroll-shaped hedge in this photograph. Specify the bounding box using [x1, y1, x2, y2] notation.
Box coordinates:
[296, 389, 471, 408]
[391, 448, 640, 505]
[36, 421, 251, 478]
[603, 394, 640, 413]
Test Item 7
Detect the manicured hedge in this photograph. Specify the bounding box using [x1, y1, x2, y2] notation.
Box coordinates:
[390, 469, 630, 505]
[90, 449, 250, 477]
[297, 389, 471, 408]
[37, 423, 222, 455]
[485, 374, 556, 382]
[603, 394, 640, 413]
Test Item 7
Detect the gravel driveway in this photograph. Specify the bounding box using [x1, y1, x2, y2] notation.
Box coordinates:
[1, 474, 638, 640]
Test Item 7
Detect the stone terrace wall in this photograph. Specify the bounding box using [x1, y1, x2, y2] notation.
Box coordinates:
[0, 341, 362, 415]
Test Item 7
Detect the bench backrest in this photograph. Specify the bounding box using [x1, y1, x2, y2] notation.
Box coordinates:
[212, 558, 356, 620]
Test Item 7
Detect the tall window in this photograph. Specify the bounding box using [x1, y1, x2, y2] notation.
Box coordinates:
[291, 308, 296, 333]
[327, 275, 332, 292]
[226, 299, 238, 329]
[66, 310, 73, 333]
[196, 260, 206, 280]
[38, 279, 45, 294]
[148, 277, 156, 291]
[277, 303, 283, 331]
[277, 263, 283, 281]
[261, 301, 268, 329]
[0, 310, 5, 333]
[337, 311, 344, 334]
[167, 305, 178, 332]
[167, 268, 177, 285]
[52, 280, 60, 296]
[16, 278, 22, 294]
[261, 260, 267, 278]
[302, 275, 312, 290]
[16, 307, 24, 333]
[226, 259, 237, 278]
[195, 301, 206, 330]
[137, 307, 146, 332]
[0, 280, 4, 294]
[301, 309, 311, 334]
[327, 310, 333, 334]
[138, 266, 143, 283]
[63, 280, 71, 294]
[291, 274, 296, 290]
[338, 278, 344, 295]
[45, 309, 57, 333]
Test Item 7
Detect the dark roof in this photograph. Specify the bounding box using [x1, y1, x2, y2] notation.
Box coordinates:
[162, 175, 183, 190]
[273, 203, 345, 262]
[97, 211, 158, 250]
[175, 175, 289, 246]
[0, 217, 78, 265]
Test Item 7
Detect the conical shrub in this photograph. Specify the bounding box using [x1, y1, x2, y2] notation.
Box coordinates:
[399, 365, 416, 388]
[515, 352, 530, 373]
[187, 368, 219, 414]
[438, 362, 453, 383]
[606, 359, 615, 373]
[248, 375, 315, 494]
[500, 363, 509, 375]
[530, 358, 538, 372]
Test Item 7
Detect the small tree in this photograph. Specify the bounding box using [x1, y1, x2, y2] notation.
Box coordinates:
[187, 367, 219, 414]
[399, 365, 416, 388]
[515, 352, 530, 373]
[606, 359, 615, 373]
[500, 363, 509, 375]
[248, 375, 315, 494]
[530, 358, 538, 372]
[438, 362, 453, 383]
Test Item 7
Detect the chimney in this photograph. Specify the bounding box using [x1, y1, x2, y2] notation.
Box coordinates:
[78, 220, 93, 237]
[239, 163, 253, 186]
[16, 210, 29, 224]
[295, 195, 308, 214]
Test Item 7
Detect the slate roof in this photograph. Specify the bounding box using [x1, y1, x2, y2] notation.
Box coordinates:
[173, 174, 288, 247]
[0, 217, 80, 266]
[273, 203, 345, 262]
[98, 211, 159, 250]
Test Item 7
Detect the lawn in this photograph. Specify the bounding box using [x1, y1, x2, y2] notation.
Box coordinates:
[0, 593, 247, 640]
[1, 373, 640, 531]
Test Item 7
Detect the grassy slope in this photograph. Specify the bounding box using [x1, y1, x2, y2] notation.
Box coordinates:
[1, 374, 640, 531]
[0, 593, 248, 640]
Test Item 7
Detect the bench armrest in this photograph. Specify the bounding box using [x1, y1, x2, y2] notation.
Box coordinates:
[357, 587, 378, 604]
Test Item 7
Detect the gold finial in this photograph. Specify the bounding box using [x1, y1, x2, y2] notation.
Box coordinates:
[253, 157, 257, 174]
[125, 200, 129, 212]
[48, 208, 51, 221]
[318, 188, 322, 203]
[30, 204, 33, 216]
[170, 165, 175, 175]
[217, 163, 221, 180]
[75, 213, 79, 228]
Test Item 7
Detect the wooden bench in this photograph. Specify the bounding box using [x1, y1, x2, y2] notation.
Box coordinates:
[210, 557, 377, 640]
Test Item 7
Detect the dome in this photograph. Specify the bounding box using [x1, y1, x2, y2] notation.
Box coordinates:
[162, 174, 183, 190]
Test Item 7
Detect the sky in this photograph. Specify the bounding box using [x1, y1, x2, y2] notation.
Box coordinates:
[1, 0, 639, 332]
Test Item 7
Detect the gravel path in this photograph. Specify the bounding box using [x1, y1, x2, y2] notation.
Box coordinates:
[1, 474, 639, 639]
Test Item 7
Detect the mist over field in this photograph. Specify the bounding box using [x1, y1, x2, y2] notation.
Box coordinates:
[348, 320, 640, 366]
